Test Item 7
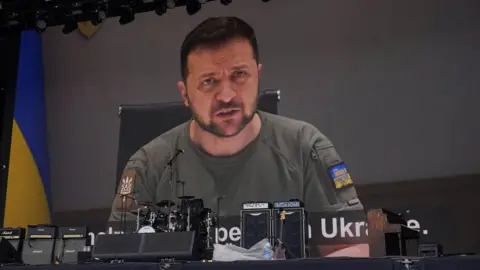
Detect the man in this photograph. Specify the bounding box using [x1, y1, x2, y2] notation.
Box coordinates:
[110, 17, 362, 224]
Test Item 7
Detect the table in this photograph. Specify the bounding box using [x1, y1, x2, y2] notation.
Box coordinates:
[184, 258, 399, 270]
[417, 255, 480, 270]
[0, 258, 401, 270]
[2, 256, 480, 270]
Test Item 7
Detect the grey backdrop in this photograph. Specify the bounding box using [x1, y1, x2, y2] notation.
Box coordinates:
[41, 0, 480, 213]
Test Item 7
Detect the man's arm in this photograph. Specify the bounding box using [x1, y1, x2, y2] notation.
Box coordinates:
[301, 125, 367, 257]
[302, 126, 363, 213]
[109, 148, 157, 222]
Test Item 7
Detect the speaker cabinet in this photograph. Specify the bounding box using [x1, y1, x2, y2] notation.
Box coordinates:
[92, 231, 201, 262]
[93, 234, 141, 261]
[240, 209, 273, 249]
[142, 231, 202, 260]
[21, 239, 56, 265]
[54, 238, 88, 264]
[22, 225, 57, 265]
[0, 227, 25, 262]
[272, 208, 309, 258]
[0, 237, 17, 263]
[54, 226, 89, 264]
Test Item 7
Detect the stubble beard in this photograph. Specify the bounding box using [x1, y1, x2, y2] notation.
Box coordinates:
[187, 93, 258, 138]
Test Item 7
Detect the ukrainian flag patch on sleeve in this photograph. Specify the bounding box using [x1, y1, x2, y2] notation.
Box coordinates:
[328, 162, 353, 189]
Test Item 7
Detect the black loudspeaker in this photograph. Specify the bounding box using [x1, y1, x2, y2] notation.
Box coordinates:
[0, 227, 25, 262]
[92, 231, 201, 262]
[0, 237, 17, 263]
[273, 201, 309, 259]
[54, 226, 89, 264]
[240, 203, 273, 249]
[22, 225, 57, 265]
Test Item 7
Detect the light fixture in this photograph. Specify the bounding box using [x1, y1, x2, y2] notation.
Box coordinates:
[35, 19, 47, 34]
[62, 15, 78, 34]
[35, 11, 47, 34]
[119, 5, 135, 25]
[154, 0, 167, 16]
[166, 0, 176, 9]
[92, 10, 106, 25]
[185, 0, 201, 15]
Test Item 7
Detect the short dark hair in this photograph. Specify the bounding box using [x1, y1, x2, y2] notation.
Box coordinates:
[180, 17, 259, 81]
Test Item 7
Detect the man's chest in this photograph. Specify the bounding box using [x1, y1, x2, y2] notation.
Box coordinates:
[170, 150, 304, 215]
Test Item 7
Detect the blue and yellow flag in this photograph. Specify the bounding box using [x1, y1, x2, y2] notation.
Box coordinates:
[4, 30, 51, 227]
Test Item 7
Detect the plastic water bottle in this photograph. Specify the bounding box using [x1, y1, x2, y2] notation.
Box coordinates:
[263, 242, 273, 260]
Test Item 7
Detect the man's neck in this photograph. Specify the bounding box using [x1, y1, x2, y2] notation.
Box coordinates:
[190, 113, 262, 157]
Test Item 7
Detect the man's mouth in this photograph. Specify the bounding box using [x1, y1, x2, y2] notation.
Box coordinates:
[215, 108, 240, 117]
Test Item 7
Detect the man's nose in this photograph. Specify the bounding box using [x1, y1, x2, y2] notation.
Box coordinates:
[215, 80, 236, 103]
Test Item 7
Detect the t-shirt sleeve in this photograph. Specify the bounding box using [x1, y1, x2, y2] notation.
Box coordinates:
[301, 125, 364, 213]
[108, 148, 157, 222]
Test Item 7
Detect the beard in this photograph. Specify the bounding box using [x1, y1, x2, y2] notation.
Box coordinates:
[187, 93, 258, 138]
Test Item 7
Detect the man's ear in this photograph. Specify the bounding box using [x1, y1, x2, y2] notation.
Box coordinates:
[257, 63, 263, 73]
[177, 81, 189, 107]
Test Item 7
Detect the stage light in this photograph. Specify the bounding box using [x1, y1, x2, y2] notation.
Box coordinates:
[119, 6, 135, 25]
[35, 19, 47, 34]
[92, 10, 106, 25]
[154, 1, 167, 16]
[185, 0, 201, 15]
[220, 0, 232, 5]
[34, 11, 48, 34]
[62, 15, 78, 34]
[166, 0, 176, 9]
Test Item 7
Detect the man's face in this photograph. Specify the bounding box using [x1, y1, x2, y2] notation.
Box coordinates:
[178, 38, 262, 138]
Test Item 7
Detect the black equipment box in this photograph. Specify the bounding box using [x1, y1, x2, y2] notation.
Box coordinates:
[58, 226, 88, 239]
[92, 231, 202, 262]
[27, 225, 57, 239]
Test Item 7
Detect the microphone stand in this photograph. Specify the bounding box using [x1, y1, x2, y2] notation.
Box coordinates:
[165, 149, 184, 232]
[215, 196, 225, 243]
[177, 181, 186, 197]
[116, 192, 136, 234]
[177, 181, 190, 231]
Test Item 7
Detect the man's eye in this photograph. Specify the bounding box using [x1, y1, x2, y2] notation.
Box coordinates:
[233, 71, 246, 77]
[203, 78, 215, 85]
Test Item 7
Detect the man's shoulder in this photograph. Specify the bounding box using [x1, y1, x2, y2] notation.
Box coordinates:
[260, 111, 330, 147]
[130, 122, 188, 164]
[143, 122, 187, 151]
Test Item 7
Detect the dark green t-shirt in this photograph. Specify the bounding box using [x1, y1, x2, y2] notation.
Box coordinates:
[110, 111, 363, 221]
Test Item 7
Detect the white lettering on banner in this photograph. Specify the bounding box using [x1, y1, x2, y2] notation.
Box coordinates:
[90, 218, 429, 246]
[321, 218, 368, 239]
[407, 219, 428, 235]
[215, 227, 242, 243]
[321, 218, 427, 239]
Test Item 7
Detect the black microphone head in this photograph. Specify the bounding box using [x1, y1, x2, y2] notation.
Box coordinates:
[178, 149, 184, 153]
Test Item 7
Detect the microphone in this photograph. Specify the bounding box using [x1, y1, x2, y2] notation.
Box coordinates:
[165, 149, 184, 168]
